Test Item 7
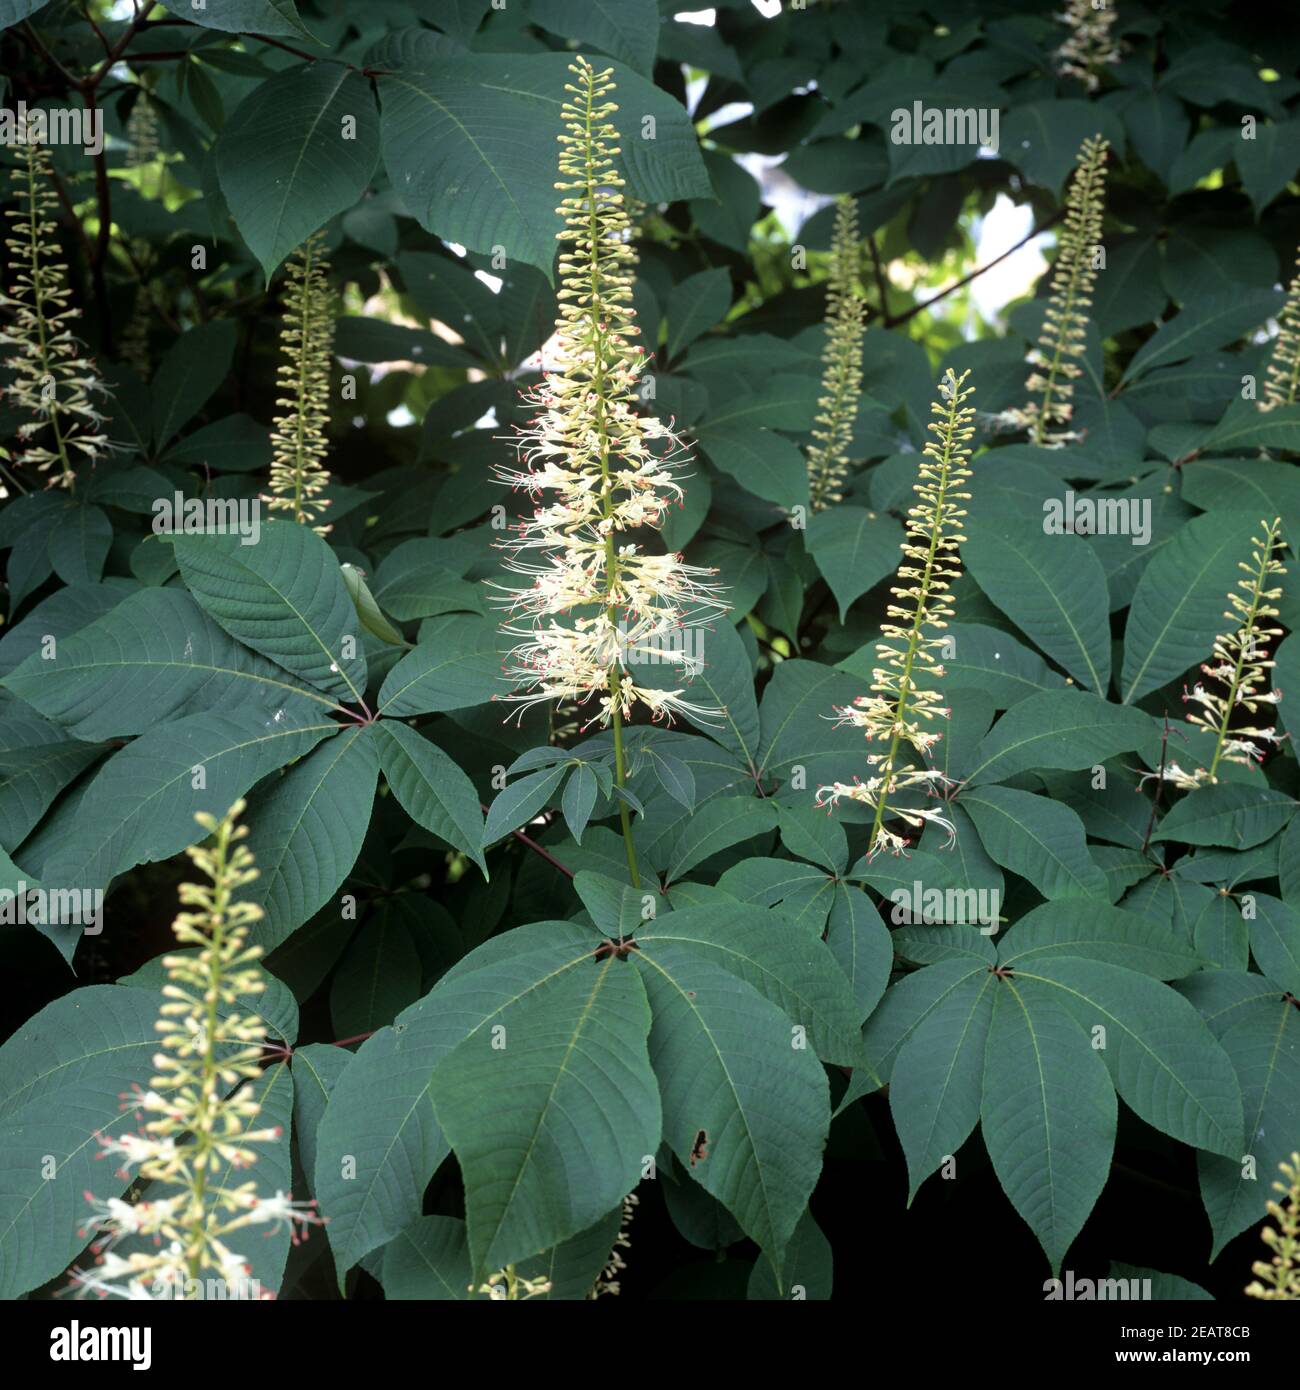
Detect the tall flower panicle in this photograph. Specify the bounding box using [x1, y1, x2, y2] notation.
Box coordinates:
[1148, 518, 1287, 791]
[807, 196, 867, 511]
[125, 93, 160, 176]
[68, 802, 321, 1300]
[1055, 0, 1123, 91]
[815, 368, 975, 859]
[1261, 248, 1300, 410]
[0, 123, 109, 490]
[1246, 1153, 1300, 1301]
[493, 56, 728, 732]
[266, 230, 334, 535]
[999, 135, 1108, 448]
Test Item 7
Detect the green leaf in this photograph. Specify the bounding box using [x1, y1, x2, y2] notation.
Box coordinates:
[0, 587, 332, 739]
[35, 711, 336, 905]
[0, 986, 161, 1300]
[638, 903, 867, 1067]
[150, 320, 237, 449]
[664, 796, 778, 883]
[47, 503, 111, 586]
[1202, 402, 1300, 454]
[241, 724, 379, 952]
[378, 56, 707, 279]
[378, 614, 501, 716]
[965, 689, 1152, 786]
[961, 785, 1107, 900]
[1000, 100, 1126, 194]
[1192, 892, 1250, 971]
[997, 901, 1204, 979]
[290, 1042, 351, 1187]
[527, 0, 659, 75]
[747, 1208, 833, 1300]
[314, 926, 598, 1279]
[175, 520, 368, 706]
[1120, 511, 1259, 704]
[861, 957, 990, 1086]
[1013, 957, 1244, 1158]
[1198, 1003, 1300, 1258]
[1120, 289, 1284, 384]
[927, 622, 1068, 708]
[665, 268, 732, 361]
[372, 721, 486, 873]
[695, 422, 810, 510]
[636, 941, 829, 1280]
[172, 0, 317, 41]
[381, 1216, 472, 1300]
[981, 978, 1116, 1273]
[756, 659, 864, 788]
[1246, 893, 1300, 994]
[1152, 785, 1295, 850]
[891, 971, 996, 1202]
[806, 506, 903, 622]
[330, 905, 424, 1038]
[0, 738, 101, 852]
[484, 764, 568, 845]
[777, 804, 847, 874]
[825, 883, 894, 1022]
[429, 945, 659, 1279]
[964, 520, 1111, 693]
[217, 66, 380, 282]
[1236, 119, 1300, 217]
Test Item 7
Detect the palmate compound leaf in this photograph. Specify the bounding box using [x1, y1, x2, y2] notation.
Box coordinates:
[0, 587, 334, 740]
[980, 977, 1117, 1274]
[1197, 1000, 1300, 1258]
[174, 521, 368, 707]
[0, 986, 160, 1301]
